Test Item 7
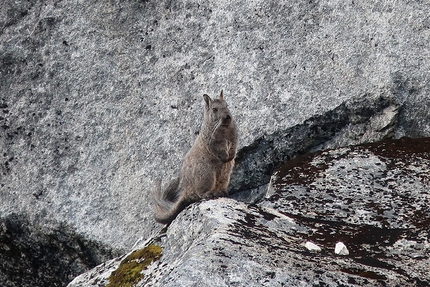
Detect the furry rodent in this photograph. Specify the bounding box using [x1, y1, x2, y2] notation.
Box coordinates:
[153, 91, 238, 224]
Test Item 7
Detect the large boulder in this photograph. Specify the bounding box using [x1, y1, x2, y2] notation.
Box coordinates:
[0, 214, 119, 287]
[1, 0, 429, 285]
[69, 138, 430, 287]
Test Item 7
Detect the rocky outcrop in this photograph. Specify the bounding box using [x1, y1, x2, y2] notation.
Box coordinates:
[0, 214, 119, 287]
[1, 0, 430, 285]
[230, 94, 399, 192]
[69, 138, 430, 287]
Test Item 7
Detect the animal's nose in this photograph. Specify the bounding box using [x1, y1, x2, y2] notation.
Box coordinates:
[223, 114, 231, 124]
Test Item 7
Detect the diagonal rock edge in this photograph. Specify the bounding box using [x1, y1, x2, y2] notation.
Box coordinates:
[230, 92, 400, 194]
[69, 196, 430, 287]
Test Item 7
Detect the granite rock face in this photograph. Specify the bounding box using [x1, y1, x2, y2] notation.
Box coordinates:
[2, 0, 429, 249]
[1, 0, 430, 285]
[0, 214, 119, 287]
[69, 138, 430, 287]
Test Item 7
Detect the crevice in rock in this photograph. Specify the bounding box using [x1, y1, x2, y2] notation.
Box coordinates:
[230, 94, 399, 193]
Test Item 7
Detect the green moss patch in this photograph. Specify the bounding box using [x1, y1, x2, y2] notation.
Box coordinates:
[107, 244, 162, 287]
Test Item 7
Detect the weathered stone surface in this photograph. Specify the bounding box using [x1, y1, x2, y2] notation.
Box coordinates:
[262, 137, 430, 286]
[265, 137, 430, 229]
[1, 0, 430, 285]
[230, 94, 399, 192]
[70, 138, 430, 287]
[1, 0, 430, 249]
[0, 214, 119, 287]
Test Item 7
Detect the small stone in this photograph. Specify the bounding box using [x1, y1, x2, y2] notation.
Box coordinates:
[335, 242, 349, 255]
[305, 241, 322, 252]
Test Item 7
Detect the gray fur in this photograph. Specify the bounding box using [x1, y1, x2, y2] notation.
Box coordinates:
[153, 91, 238, 224]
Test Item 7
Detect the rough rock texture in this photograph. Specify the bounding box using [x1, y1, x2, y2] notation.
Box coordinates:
[69, 138, 430, 287]
[2, 0, 430, 248]
[230, 95, 399, 192]
[0, 214, 120, 287]
[1, 0, 430, 285]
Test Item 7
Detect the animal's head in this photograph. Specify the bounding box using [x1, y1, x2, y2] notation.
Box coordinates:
[203, 90, 232, 126]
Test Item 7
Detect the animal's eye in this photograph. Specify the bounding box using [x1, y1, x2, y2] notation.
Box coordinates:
[212, 108, 218, 112]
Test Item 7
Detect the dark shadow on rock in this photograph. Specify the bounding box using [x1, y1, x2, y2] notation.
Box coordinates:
[0, 213, 121, 287]
[230, 94, 399, 193]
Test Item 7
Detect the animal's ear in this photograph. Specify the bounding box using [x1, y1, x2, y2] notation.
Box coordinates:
[203, 94, 211, 108]
[219, 90, 224, 99]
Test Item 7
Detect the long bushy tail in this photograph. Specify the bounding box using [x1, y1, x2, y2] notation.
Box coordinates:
[152, 177, 190, 225]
